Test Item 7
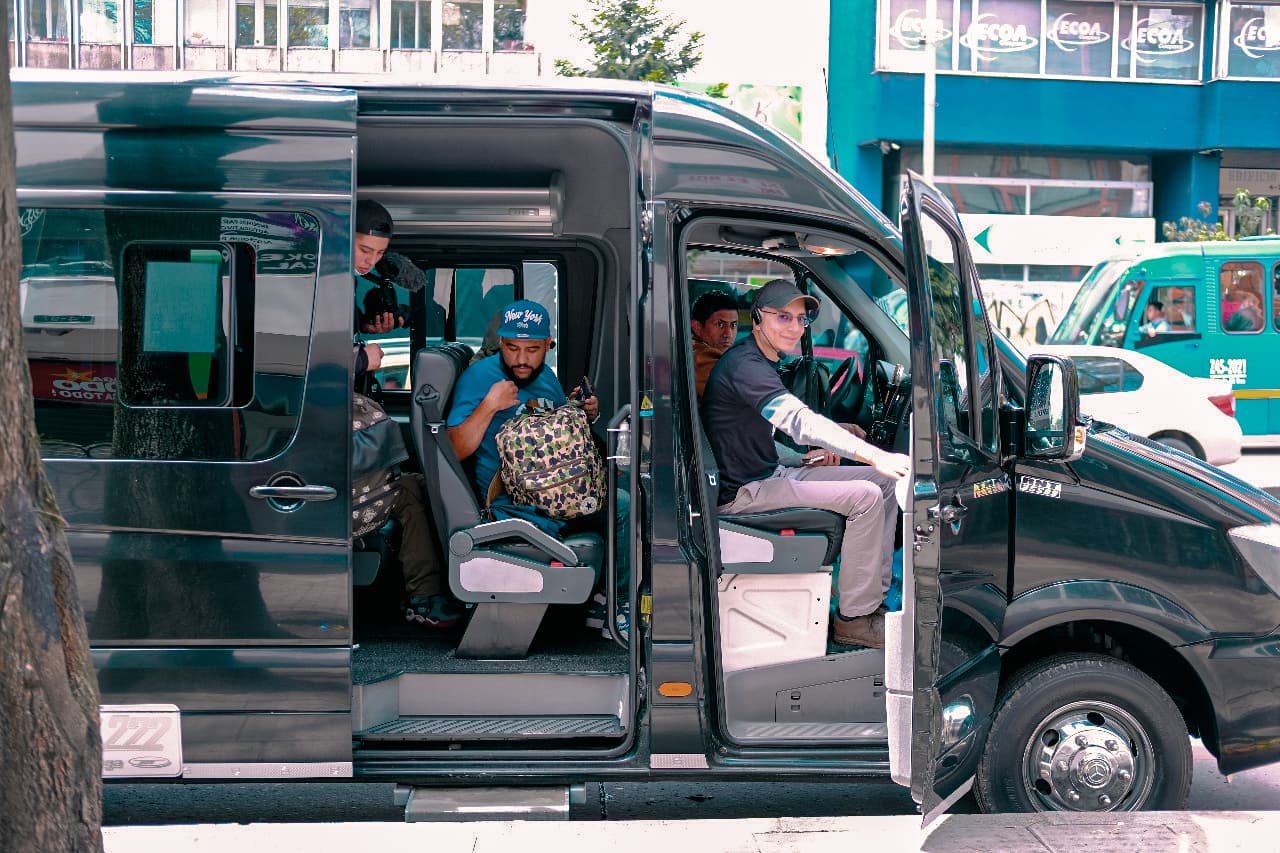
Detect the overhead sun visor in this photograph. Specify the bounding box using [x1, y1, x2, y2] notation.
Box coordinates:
[360, 174, 563, 236]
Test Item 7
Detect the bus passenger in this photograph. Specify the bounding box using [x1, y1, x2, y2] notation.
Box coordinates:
[701, 280, 909, 649]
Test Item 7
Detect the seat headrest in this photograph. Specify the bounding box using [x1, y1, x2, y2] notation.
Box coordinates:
[413, 343, 474, 410]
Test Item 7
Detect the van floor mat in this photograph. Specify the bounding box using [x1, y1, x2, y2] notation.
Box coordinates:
[352, 630, 627, 683]
[356, 714, 624, 740]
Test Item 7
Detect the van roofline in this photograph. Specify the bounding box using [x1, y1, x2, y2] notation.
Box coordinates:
[11, 67, 659, 101]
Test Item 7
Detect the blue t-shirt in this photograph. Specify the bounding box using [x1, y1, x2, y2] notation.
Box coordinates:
[446, 354, 567, 497]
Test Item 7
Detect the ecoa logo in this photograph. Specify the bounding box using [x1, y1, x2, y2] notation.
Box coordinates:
[1234, 18, 1280, 59]
[959, 13, 1039, 59]
[1047, 12, 1111, 51]
[887, 9, 952, 48]
[1121, 17, 1195, 64]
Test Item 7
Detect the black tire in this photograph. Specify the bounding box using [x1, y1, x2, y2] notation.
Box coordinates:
[1155, 436, 1200, 459]
[974, 653, 1191, 813]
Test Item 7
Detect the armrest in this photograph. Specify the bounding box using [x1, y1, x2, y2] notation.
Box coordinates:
[448, 518, 578, 566]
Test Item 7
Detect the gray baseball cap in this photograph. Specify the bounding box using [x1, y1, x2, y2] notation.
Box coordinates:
[752, 279, 819, 317]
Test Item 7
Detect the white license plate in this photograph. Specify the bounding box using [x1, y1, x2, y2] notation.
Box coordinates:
[99, 704, 183, 778]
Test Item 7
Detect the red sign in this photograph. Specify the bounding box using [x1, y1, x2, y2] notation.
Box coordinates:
[28, 360, 118, 403]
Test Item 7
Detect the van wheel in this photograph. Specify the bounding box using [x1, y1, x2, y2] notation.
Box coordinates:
[973, 654, 1191, 813]
[1154, 436, 1200, 459]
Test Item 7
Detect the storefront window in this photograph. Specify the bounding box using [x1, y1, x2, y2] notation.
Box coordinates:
[390, 0, 430, 48]
[80, 0, 120, 44]
[958, 0, 1040, 75]
[494, 0, 527, 51]
[186, 0, 227, 46]
[288, 0, 329, 47]
[1117, 3, 1202, 81]
[1044, 0, 1113, 77]
[877, 0, 1203, 83]
[28, 0, 71, 41]
[881, 0, 958, 69]
[340, 0, 374, 47]
[1225, 2, 1280, 79]
[237, 2, 279, 47]
[441, 0, 481, 50]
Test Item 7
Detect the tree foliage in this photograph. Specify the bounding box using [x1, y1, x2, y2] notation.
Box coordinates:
[1162, 189, 1274, 241]
[554, 0, 703, 83]
[0, 15, 105, 852]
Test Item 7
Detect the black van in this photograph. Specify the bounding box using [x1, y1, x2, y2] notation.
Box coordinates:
[14, 71, 1280, 820]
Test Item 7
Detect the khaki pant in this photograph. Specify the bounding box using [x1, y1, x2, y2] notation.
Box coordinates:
[720, 464, 896, 618]
[392, 474, 446, 599]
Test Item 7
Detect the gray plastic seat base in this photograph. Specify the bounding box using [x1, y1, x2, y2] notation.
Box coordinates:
[723, 647, 887, 743]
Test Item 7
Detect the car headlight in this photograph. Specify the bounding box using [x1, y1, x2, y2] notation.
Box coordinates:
[1228, 524, 1280, 596]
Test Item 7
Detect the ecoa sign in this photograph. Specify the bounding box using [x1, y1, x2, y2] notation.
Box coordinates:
[1121, 17, 1196, 63]
[1047, 12, 1110, 52]
[887, 9, 952, 48]
[959, 13, 1038, 59]
[1234, 18, 1280, 59]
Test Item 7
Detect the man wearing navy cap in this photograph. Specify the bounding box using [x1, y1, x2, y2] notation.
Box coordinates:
[702, 280, 910, 649]
[448, 299, 599, 500]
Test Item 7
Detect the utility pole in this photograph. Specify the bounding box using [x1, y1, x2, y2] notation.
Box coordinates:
[923, 0, 937, 185]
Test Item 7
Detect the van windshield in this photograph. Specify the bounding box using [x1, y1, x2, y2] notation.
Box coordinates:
[1049, 260, 1129, 345]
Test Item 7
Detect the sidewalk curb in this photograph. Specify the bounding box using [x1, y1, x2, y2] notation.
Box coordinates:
[104, 810, 1280, 852]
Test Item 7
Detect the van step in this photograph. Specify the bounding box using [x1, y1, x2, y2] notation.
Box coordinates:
[358, 714, 623, 740]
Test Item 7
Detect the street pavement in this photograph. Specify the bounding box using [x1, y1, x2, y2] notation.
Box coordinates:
[102, 810, 1280, 852]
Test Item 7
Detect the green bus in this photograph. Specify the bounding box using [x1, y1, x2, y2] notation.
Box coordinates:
[1052, 238, 1280, 441]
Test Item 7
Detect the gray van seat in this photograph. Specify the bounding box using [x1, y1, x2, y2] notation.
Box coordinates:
[719, 508, 843, 570]
[412, 344, 599, 659]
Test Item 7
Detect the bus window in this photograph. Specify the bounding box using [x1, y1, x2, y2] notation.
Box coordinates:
[1220, 261, 1265, 334]
[1272, 264, 1280, 331]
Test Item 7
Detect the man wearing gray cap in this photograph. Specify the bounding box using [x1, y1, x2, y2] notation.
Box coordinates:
[702, 279, 910, 649]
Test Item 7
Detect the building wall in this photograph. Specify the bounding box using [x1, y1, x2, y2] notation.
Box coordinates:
[9, 0, 829, 158]
[830, 0, 1280, 336]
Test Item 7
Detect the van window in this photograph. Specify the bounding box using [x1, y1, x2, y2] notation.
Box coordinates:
[118, 243, 249, 408]
[1220, 261, 1266, 334]
[22, 208, 318, 462]
[918, 215, 986, 461]
[1074, 356, 1144, 394]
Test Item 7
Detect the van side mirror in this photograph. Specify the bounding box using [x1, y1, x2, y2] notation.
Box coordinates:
[1024, 354, 1085, 462]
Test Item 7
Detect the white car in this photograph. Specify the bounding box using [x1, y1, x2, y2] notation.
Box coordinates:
[1032, 345, 1243, 466]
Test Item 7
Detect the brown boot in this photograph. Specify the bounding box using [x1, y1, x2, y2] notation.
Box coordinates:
[833, 610, 885, 649]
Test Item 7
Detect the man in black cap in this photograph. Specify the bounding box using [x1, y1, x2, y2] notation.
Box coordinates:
[702, 279, 910, 649]
[350, 199, 462, 630]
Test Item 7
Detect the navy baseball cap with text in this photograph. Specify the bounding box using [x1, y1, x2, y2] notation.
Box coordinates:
[498, 299, 552, 340]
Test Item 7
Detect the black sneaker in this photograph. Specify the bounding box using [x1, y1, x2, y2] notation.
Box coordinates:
[405, 595, 465, 630]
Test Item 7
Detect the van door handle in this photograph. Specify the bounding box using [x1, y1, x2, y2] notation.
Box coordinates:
[927, 499, 967, 524]
[250, 485, 337, 502]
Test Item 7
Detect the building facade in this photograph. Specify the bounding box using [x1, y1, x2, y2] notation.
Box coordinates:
[5, 0, 830, 156]
[829, 0, 1280, 308]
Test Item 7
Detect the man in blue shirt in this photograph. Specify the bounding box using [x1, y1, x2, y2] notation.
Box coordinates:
[447, 299, 599, 495]
[448, 300, 634, 639]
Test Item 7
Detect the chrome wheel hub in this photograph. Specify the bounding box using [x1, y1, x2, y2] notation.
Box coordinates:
[1023, 701, 1154, 811]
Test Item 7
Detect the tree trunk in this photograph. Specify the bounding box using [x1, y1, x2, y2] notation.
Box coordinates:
[0, 21, 105, 853]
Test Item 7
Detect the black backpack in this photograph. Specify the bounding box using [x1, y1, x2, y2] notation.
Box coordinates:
[351, 393, 408, 537]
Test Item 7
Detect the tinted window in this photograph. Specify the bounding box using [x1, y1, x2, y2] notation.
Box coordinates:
[22, 208, 317, 461]
[1220, 261, 1265, 334]
[1074, 356, 1144, 394]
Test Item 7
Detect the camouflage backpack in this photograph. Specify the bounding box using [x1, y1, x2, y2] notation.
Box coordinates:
[351, 392, 408, 537]
[493, 400, 605, 520]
